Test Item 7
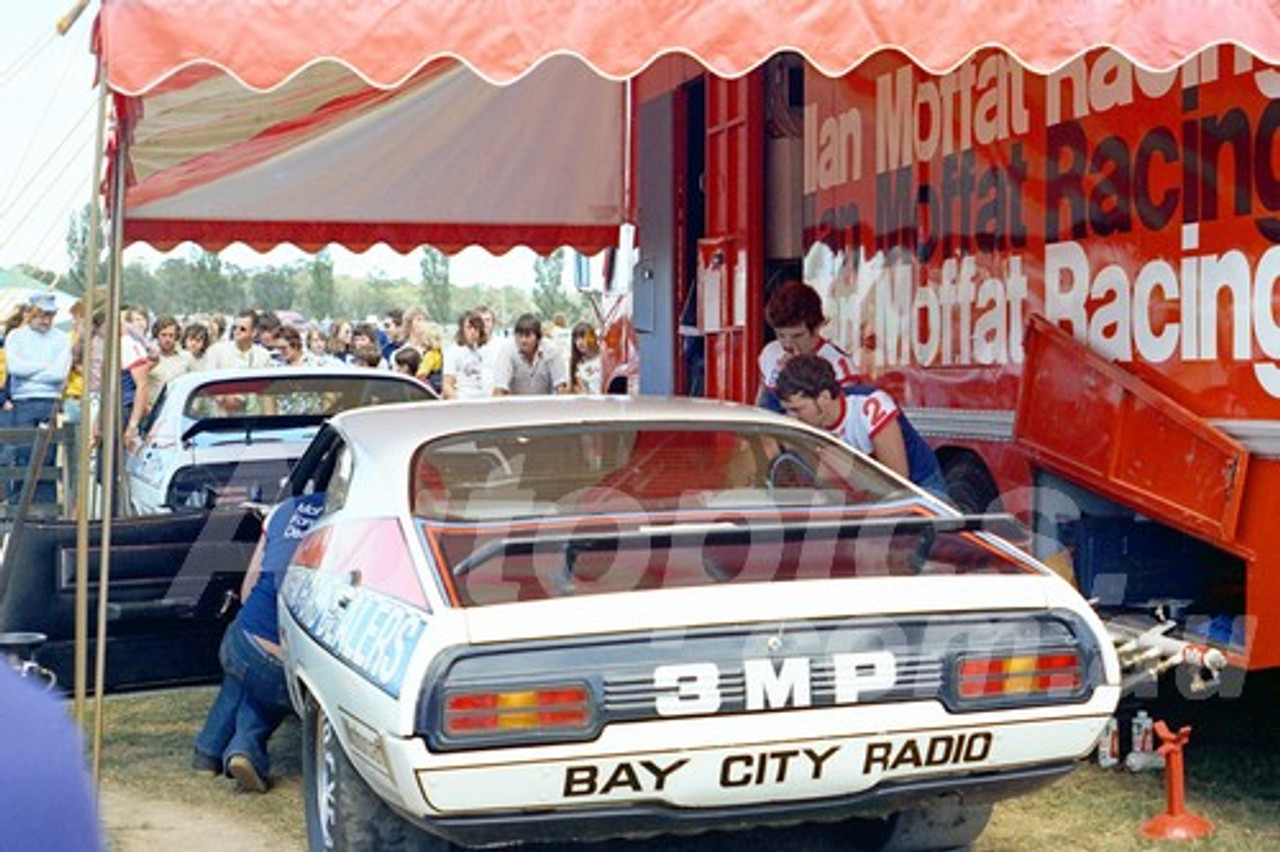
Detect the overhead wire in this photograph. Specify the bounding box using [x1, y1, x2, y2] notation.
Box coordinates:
[0, 98, 96, 221]
[0, 28, 54, 85]
[3, 39, 84, 211]
[0, 9, 97, 270]
[0, 114, 96, 275]
[26, 154, 97, 273]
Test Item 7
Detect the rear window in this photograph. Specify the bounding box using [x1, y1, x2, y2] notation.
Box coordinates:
[412, 424, 1026, 606]
[410, 423, 906, 521]
[183, 374, 430, 421]
[439, 522, 1029, 607]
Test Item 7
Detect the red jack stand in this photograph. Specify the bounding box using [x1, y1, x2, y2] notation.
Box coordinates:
[1138, 720, 1215, 841]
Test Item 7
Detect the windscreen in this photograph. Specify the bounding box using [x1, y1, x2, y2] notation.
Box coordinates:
[411, 423, 907, 521]
[182, 375, 431, 422]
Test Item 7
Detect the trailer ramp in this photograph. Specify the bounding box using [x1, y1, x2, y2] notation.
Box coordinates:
[1014, 315, 1249, 554]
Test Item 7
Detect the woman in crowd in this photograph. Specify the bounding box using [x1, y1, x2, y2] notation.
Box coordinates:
[304, 326, 333, 366]
[206, 314, 227, 346]
[326, 319, 355, 365]
[569, 321, 602, 394]
[392, 346, 423, 380]
[441, 310, 491, 399]
[183, 322, 211, 371]
[417, 322, 444, 393]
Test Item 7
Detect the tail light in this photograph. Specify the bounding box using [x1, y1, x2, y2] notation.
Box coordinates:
[443, 684, 593, 739]
[954, 651, 1084, 704]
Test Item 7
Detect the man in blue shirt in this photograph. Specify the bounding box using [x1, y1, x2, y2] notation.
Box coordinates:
[775, 354, 949, 500]
[193, 491, 326, 792]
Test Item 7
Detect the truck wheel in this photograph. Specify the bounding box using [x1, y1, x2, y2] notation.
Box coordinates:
[302, 693, 454, 852]
[942, 453, 1000, 515]
[855, 801, 993, 852]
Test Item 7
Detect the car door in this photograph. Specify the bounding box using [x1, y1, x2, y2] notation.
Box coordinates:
[0, 506, 263, 693]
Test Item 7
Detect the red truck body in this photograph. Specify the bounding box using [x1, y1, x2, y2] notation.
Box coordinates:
[606, 46, 1278, 671]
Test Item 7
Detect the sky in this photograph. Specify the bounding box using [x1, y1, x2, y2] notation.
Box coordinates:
[0, 2, 96, 278]
[0, 3, 538, 289]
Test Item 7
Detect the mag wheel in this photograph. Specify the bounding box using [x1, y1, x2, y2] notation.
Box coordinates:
[301, 692, 455, 852]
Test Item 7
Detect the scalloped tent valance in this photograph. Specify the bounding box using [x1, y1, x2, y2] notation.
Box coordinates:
[95, 0, 1279, 255]
[99, 0, 1279, 90]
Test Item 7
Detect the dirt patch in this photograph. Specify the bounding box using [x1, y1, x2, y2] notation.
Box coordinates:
[96, 687, 305, 851]
[100, 784, 299, 852]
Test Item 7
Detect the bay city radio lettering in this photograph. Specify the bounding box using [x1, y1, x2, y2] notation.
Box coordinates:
[651, 651, 897, 717]
[560, 733, 993, 798]
[802, 48, 1279, 397]
[863, 731, 992, 773]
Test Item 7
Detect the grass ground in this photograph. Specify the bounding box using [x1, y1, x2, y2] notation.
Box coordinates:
[94, 675, 1280, 851]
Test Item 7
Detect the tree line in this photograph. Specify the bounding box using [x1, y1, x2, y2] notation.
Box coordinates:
[17, 206, 588, 329]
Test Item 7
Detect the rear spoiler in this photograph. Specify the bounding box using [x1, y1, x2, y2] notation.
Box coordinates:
[181, 413, 328, 443]
[451, 512, 1028, 577]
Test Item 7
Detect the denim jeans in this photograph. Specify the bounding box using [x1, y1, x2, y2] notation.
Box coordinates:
[9, 397, 59, 505]
[193, 623, 292, 777]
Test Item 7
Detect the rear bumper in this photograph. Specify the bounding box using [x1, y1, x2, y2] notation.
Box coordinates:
[403, 762, 1073, 846]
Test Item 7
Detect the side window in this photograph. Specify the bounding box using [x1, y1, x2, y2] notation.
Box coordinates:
[324, 446, 353, 513]
[280, 426, 346, 505]
[139, 385, 167, 435]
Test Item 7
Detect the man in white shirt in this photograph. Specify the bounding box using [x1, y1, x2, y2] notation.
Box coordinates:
[4, 293, 72, 503]
[147, 315, 189, 405]
[756, 279, 858, 412]
[492, 314, 568, 396]
[775, 353, 948, 498]
[206, 309, 274, 370]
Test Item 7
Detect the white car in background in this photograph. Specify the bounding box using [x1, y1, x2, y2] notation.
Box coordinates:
[277, 397, 1120, 852]
[124, 367, 435, 514]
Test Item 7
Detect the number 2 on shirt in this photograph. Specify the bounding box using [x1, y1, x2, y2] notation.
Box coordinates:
[863, 396, 890, 432]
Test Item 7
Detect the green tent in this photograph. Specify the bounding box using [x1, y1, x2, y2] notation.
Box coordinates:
[0, 267, 77, 327]
[0, 266, 49, 290]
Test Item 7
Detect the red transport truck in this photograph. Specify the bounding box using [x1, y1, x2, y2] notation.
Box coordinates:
[598, 44, 1278, 686]
[60, 2, 1276, 700]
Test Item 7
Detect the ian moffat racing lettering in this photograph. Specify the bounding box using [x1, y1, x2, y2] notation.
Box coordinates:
[806, 49, 1279, 399]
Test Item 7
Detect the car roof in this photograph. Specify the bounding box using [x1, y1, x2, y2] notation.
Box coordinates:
[161, 365, 425, 395]
[331, 396, 796, 462]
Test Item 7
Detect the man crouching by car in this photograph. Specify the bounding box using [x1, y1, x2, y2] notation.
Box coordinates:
[192, 490, 326, 792]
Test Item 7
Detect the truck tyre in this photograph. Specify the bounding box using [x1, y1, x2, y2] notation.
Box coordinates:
[302, 693, 454, 852]
[856, 801, 993, 852]
[942, 453, 1000, 515]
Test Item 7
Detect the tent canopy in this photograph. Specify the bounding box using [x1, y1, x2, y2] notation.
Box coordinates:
[95, 0, 1279, 256]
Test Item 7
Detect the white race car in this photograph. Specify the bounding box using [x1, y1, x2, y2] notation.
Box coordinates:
[278, 397, 1120, 852]
[125, 366, 435, 514]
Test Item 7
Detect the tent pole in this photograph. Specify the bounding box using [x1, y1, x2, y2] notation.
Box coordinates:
[89, 144, 127, 784]
[73, 56, 109, 734]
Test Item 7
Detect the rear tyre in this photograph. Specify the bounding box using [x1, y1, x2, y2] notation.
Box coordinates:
[853, 802, 993, 852]
[942, 453, 1000, 515]
[302, 693, 454, 852]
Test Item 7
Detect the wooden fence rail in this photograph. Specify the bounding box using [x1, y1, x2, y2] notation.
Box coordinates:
[0, 424, 80, 522]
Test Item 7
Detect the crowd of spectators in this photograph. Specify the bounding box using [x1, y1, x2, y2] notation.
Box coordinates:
[0, 295, 603, 505]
